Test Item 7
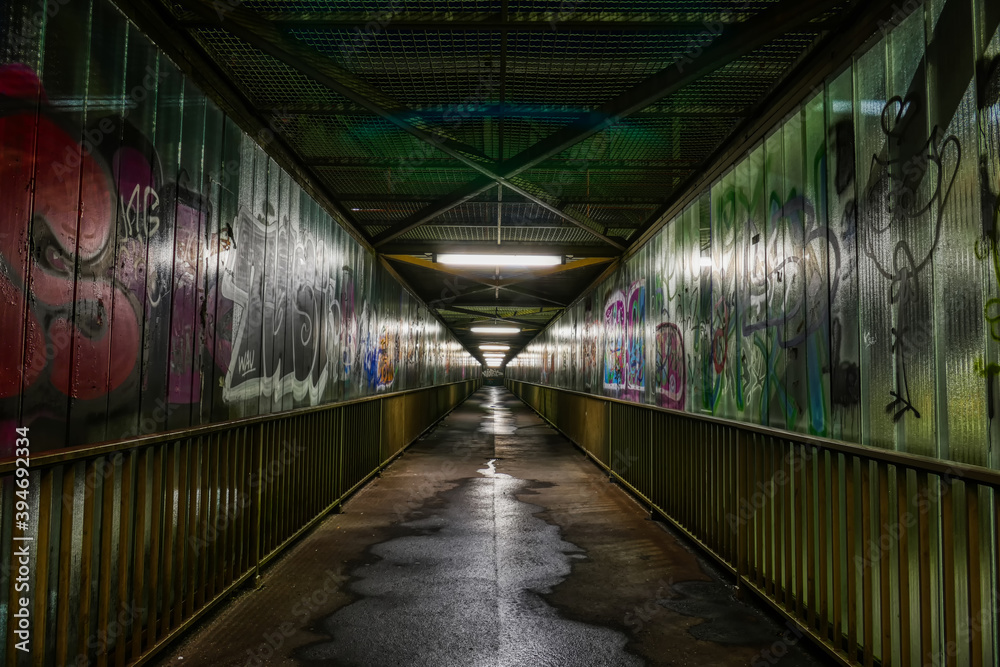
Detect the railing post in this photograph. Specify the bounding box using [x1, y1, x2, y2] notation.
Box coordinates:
[253, 423, 264, 588]
[735, 429, 748, 600]
[336, 407, 345, 512]
[376, 398, 385, 476]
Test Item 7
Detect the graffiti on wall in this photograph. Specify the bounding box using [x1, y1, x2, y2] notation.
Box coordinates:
[654, 323, 685, 409]
[603, 289, 625, 390]
[222, 203, 337, 404]
[0, 56, 475, 455]
[506, 0, 999, 466]
[865, 96, 960, 422]
[625, 280, 646, 395]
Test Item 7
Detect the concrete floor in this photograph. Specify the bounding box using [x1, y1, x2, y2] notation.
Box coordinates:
[155, 386, 831, 667]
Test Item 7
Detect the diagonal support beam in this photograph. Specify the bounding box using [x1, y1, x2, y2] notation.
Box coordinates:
[176, 0, 623, 249]
[372, 0, 842, 246]
[494, 256, 613, 286]
[438, 306, 545, 328]
[382, 254, 501, 284]
[384, 254, 609, 292]
[431, 281, 568, 308]
[176, 0, 491, 161]
[384, 254, 568, 307]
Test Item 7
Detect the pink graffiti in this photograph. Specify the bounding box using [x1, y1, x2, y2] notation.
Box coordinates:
[655, 323, 686, 410]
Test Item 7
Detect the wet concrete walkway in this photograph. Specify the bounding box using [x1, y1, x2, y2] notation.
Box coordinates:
[156, 387, 830, 667]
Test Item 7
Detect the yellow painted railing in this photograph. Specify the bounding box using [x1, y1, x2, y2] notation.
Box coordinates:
[507, 379, 999, 667]
[0, 378, 479, 666]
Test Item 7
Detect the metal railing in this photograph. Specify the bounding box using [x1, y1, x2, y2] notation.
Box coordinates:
[0, 378, 479, 667]
[507, 379, 1000, 667]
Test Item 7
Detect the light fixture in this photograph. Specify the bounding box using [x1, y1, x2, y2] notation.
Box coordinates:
[471, 326, 520, 334]
[699, 256, 713, 267]
[437, 254, 562, 267]
[486, 361, 503, 367]
[479, 344, 510, 351]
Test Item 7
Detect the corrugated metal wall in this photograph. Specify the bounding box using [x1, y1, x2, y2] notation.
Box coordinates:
[508, 0, 1000, 470]
[0, 0, 478, 458]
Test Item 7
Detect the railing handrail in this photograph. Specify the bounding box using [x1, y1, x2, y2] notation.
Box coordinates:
[508, 380, 1000, 488]
[2, 378, 477, 474]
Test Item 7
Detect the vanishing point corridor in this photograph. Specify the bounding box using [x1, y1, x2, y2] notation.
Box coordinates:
[154, 387, 823, 667]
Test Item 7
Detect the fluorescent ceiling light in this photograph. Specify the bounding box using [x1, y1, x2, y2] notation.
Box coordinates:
[437, 254, 561, 267]
[486, 361, 503, 367]
[699, 256, 713, 267]
[479, 344, 510, 351]
[471, 326, 520, 334]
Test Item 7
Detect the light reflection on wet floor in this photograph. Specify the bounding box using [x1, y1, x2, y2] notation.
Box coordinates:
[297, 387, 642, 667]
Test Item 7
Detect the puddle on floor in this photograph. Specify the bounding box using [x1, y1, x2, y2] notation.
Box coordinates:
[298, 403, 641, 667]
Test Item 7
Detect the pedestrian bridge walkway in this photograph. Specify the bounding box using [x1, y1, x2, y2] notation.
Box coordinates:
[155, 387, 823, 666]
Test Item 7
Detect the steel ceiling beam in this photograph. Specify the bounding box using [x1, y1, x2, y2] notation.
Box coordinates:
[262, 103, 750, 119]
[175, 0, 623, 249]
[438, 307, 544, 328]
[178, 11, 785, 32]
[304, 157, 697, 172]
[431, 281, 568, 308]
[371, 0, 841, 246]
[339, 193, 670, 205]
[438, 305, 561, 313]
[386, 255, 613, 287]
[379, 242, 620, 257]
[385, 255, 568, 307]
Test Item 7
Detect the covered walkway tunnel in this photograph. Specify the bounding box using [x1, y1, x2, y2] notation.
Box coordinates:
[1, 0, 1000, 665]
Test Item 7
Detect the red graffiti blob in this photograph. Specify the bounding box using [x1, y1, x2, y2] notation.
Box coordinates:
[0, 65, 139, 401]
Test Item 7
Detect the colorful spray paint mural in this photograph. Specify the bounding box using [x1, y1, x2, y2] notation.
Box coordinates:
[509, 0, 1000, 469]
[0, 0, 475, 458]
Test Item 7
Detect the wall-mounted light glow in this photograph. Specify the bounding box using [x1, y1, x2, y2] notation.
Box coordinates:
[437, 254, 562, 267]
[479, 344, 510, 351]
[471, 326, 520, 334]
